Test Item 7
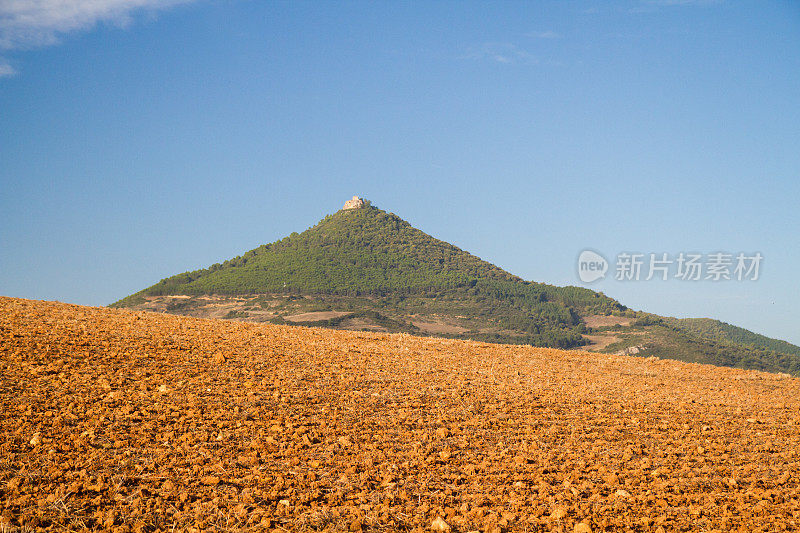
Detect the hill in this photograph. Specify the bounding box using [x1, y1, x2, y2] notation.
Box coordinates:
[588, 315, 800, 376]
[113, 199, 624, 349]
[112, 197, 800, 374]
[2, 297, 800, 531]
[667, 317, 800, 357]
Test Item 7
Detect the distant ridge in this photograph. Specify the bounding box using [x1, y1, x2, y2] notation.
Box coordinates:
[113, 197, 800, 375]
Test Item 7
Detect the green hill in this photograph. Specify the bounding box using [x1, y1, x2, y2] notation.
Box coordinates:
[118, 201, 519, 296]
[114, 202, 623, 348]
[113, 198, 800, 374]
[667, 317, 800, 358]
[593, 314, 800, 375]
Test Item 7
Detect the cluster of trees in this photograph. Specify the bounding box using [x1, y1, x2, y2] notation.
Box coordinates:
[466, 330, 587, 349]
[535, 284, 628, 316]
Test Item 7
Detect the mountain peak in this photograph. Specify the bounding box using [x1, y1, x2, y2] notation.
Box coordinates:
[342, 196, 367, 210]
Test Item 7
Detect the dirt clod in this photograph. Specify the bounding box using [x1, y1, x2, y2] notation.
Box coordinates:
[431, 516, 451, 531]
[574, 522, 592, 533]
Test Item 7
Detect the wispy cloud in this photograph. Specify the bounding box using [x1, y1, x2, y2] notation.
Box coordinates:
[630, 0, 724, 12]
[646, 0, 723, 4]
[0, 59, 15, 77]
[527, 30, 562, 39]
[464, 42, 539, 65]
[0, 0, 196, 76]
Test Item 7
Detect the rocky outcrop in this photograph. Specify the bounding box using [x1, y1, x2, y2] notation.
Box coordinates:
[615, 344, 646, 356]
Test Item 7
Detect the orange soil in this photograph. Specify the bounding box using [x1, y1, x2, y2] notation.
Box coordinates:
[2, 297, 800, 532]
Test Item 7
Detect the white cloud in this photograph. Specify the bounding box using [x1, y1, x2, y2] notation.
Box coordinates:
[0, 0, 196, 76]
[465, 42, 539, 65]
[0, 0, 195, 49]
[528, 30, 562, 39]
[0, 59, 15, 77]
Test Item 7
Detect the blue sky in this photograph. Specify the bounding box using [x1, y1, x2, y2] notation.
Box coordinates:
[1, 1, 798, 345]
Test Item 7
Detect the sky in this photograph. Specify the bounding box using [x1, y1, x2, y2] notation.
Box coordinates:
[1, 0, 798, 345]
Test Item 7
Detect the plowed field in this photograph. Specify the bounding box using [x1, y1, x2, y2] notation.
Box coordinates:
[2, 297, 799, 532]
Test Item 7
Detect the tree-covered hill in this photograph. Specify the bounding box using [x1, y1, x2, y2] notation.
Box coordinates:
[667, 317, 800, 358]
[112, 199, 800, 374]
[112, 203, 624, 349]
[115, 204, 622, 313]
[119, 204, 520, 297]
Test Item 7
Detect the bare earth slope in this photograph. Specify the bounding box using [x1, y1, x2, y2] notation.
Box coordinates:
[2, 296, 800, 532]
